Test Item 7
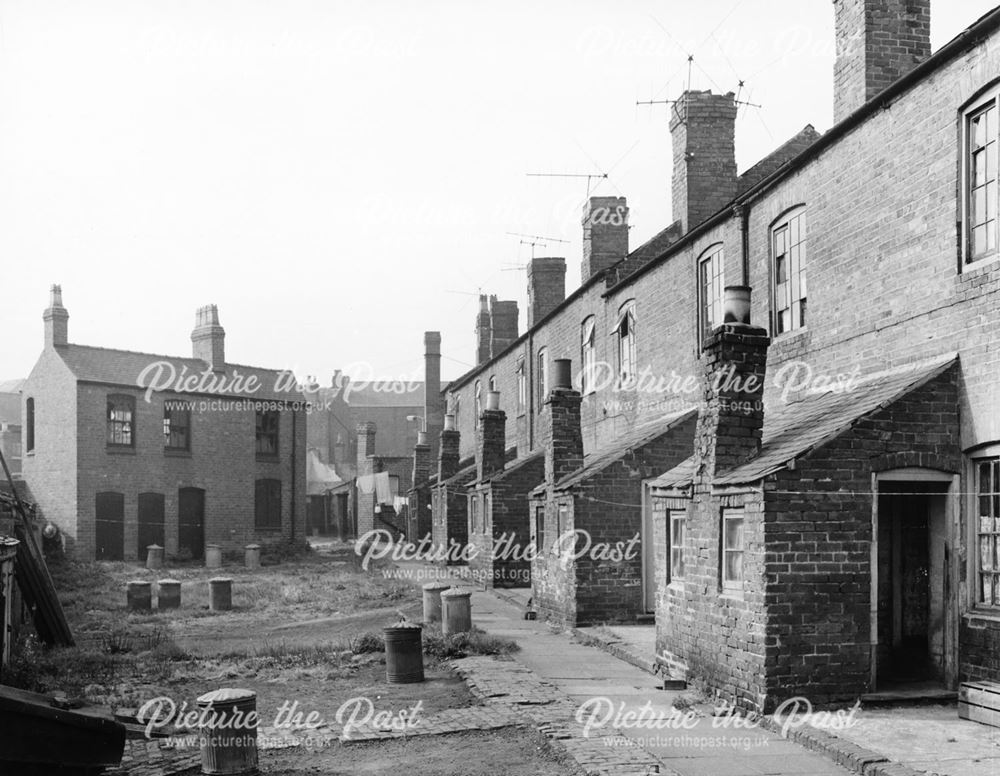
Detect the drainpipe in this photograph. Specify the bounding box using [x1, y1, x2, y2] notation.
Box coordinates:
[290, 406, 297, 540]
[736, 203, 750, 286]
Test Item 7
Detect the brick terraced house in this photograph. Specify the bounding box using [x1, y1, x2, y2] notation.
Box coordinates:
[21, 287, 306, 561]
[415, 0, 1000, 709]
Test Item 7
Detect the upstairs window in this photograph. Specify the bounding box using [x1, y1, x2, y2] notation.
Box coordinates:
[163, 402, 191, 451]
[534, 505, 545, 553]
[581, 316, 596, 394]
[698, 245, 725, 344]
[25, 397, 34, 453]
[107, 394, 135, 447]
[614, 300, 636, 383]
[772, 208, 807, 335]
[976, 456, 1000, 607]
[536, 349, 548, 411]
[255, 409, 279, 458]
[474, 380, 483, 425]
[452, 395, 460, 429]
[966, 89, 998, 264]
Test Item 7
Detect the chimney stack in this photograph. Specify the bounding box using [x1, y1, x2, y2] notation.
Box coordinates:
[438, 414, 460, 482]
[424, 331, 444, 461]
[475, 295, 491, 364]
[476, 391, 506, 481]
[356, 421, 378, 534]
[489, 297, 519, 356]
[527, 257, 566, 327]
[670, 91, 738, 234]
[542, 358, 583, 485]
[833, 0, 931, 123]
[582, 196, 629, 280]
[191, 304, 226, 371]
[695, 287, 769, 483]
[412, 430, 431, 486]
[43, 284, 69, 348]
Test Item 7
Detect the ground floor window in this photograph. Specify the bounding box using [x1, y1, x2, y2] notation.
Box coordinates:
[977, 457, 1000, 606]
[669, 510, 686, 581]
[534, 506, 545, 554]
[721, 508, 744, 592]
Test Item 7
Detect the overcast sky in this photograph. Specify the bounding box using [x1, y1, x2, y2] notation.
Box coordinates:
[1, 0, 995, 385]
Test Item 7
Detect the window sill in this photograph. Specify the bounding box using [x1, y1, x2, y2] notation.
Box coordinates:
[720, 587, 744, 601]
[164, 448, 192, 458]
[106, 446, 136, 455]
[771, 326, 809, 345]
[964, 609, 1000, 625]
[667, 580, 685, 591]
[256, 454, 280, 463]
[255, 526, 282, 533]
[959, 252, 1000, 278]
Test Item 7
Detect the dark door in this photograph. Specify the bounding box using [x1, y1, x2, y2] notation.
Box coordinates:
[877, 482, 949, 688]
[137, 492, 165, 560]
[95, 492, 124, 561]
[178, 487, 205, 560]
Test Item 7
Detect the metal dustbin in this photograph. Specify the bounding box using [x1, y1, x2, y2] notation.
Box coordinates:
[126, 580, 152, 612]
[196, 688, 259, 775]
[146, 544, 164, 570]
[383, 622, 424, 684]
[421, 581, 451, 623]
[441, 587, 472, 636]
[205, 544, 223, 569]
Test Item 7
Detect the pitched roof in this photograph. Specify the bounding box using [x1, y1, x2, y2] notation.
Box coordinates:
[53, 344, 294, 402]
[651, 354, 958, 491]
[439, 459, 477, 490]
[736, 125, 821, 195]
[551, 408, 697, 492]
[0, 379, 24, 393]
[476, 450, 545, 487]
[0, 393, 20, 426]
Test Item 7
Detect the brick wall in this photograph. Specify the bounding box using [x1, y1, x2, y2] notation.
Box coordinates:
[581, 196, 629, 281]
[73, 384, 305, 560]
[20, 350, 78, 552]
[655, 368, 961, 712]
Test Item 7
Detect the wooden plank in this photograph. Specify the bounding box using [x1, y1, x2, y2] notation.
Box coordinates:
[959, 701, 1000, 728]
[0, 448, 74, 647]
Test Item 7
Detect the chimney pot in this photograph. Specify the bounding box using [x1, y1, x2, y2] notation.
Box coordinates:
[485, 390, 500, 411]
[443, 413, 456, 432]
[553, 359, 572, 390]
[43, 283, 69, 348]
[723, 286, 752, 325]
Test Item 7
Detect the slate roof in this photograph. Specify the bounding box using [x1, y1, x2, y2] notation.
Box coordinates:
[549, 408, 698, 493]
[651, 353, 958, 491]
[736, 125, 821, 195]
[475, 450, 545, 487]
[438, 459, 477, 491]
[53, 344, 295, 402]
[0, 379, 24, 393]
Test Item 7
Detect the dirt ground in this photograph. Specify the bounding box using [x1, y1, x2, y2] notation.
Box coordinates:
[4, 542, 581, 775]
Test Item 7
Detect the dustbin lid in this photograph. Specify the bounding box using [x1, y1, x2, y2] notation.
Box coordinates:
[440, 587, 472, 598]
[421, 581, 452, 591]
[197, 688, 256, 705]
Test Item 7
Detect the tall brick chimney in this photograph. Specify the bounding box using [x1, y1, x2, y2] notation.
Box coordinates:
[542, 359, 583, 485]
[582, 196, 629, 281]
[356, 421, 377, 534]
[833, 0, 931, 123]
[475, 295, 491, 365]
[191, 304, 226, 371]
[424, 331, 443, 461]
[43, 284, 69, 348]
[489, 297, 519, 357]
[695, 288, 769, 483]
[438, 414, 460, 481]
[527, 257, 566, 327]
[476, 391, 506, 481]
[669, 91, 738, 233]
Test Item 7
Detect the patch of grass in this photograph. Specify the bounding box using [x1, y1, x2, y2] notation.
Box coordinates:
[260, 537, 314, 566]
[350, 631, 385, 654]
[422, 626, 520, 660]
